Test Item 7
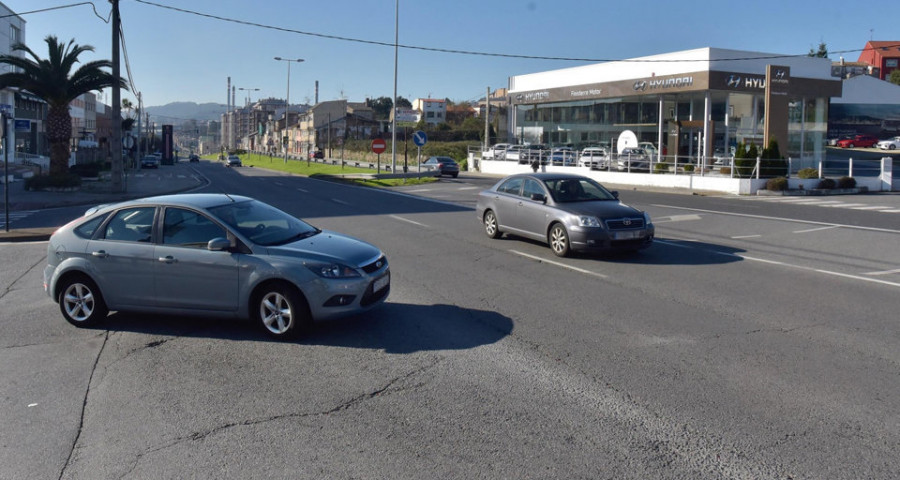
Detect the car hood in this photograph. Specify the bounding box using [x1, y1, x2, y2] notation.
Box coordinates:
[558, 201, 644, 219]
[265, 230, 382, 267]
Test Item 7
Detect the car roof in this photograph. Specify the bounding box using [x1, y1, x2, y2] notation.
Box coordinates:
[95, 193, 254, 213]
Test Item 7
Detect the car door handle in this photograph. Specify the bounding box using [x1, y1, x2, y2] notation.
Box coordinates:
[158, 256, 178, 264]
[91, 250, 109, 258]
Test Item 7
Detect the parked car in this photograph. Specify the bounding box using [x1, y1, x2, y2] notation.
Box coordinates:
[486, 143, 510, 159]
[422, 156, 460, 178]
[616, 148, 651, 172]
[226, 155, 242, 167]
[876, 136, 900, 150]
[550, 147, 577, 166]
[836, 135, 878, 148]
[140, 155, 160, 169]
[638, 142, 658, 159]
[578, 147, 610, 169]
[519, 144, 550, 165]
[309, 150, 324, 159]
[42, 194, 390, 339]
[504, 145, 524, 162]
[475, 173, 654, 257]
[188, 154, 200, 162]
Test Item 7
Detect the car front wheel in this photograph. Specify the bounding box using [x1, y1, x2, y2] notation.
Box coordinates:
[58, 275, 108, 327]
[483, 210, 501, 239]
[890, 145, 896, 150]
[549, 223, 570, 257]
[256, 283, 309, 340]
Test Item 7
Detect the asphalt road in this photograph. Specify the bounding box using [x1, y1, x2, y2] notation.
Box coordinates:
[2, 162, 899, 479]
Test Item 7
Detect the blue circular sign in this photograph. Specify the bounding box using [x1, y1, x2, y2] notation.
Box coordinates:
[413, 130, 427, 147]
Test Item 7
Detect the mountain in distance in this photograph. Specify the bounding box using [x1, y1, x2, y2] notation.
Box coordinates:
[145, 102, 228, 124]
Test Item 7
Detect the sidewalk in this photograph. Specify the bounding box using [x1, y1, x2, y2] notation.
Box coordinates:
[0, 162, 206, 242]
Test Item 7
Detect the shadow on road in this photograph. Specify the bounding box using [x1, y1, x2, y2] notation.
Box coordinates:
[97, 302, 513, 353]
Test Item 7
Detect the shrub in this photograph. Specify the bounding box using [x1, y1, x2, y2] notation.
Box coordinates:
[653, 162, 669, 173]
[817, 178, 836, 189]
[683, 164, 695, 172]
[69, 162, 102, 178]
[766, 176, 788, 191]
[797, 167, 819, 179]
[25, 173, 82, 190]
[837, 176, 857, 189]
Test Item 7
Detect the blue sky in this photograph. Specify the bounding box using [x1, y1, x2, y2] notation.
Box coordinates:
[6, 0, 893, 109]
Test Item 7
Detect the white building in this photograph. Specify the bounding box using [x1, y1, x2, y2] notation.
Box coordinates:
[413, 98, 446, 125]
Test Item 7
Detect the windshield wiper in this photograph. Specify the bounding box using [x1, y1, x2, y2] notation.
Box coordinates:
[271, 229, 320, 246]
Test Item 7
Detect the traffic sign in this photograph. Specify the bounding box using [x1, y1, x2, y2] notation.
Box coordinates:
[413, 130, 427, 147]
[371, 138, 386, 154]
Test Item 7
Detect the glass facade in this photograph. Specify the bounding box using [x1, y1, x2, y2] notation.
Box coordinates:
[514, 90, 829, 165]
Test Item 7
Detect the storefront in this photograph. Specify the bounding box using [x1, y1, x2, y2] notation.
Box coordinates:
[508, 48, 842, 166]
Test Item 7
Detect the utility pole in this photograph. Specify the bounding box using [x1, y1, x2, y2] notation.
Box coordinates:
[484, 86, 490, 152]
[110, 0, 124, 192]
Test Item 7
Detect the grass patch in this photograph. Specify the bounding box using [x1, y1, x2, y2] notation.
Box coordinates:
[211, 154, 438, 187]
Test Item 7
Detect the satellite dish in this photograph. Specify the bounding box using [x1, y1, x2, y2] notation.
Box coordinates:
[616, 130, 638, 154]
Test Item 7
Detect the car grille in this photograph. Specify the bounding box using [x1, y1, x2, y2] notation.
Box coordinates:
[361, 255, 388, 274]
[605, 218, 644, 230]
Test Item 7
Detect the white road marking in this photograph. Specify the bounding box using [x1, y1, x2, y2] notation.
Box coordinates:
[793, 225, 839, 233]
[659, 237, 900, 289]
[851, 206, 891, 210]
[822, 203, 868, 208]
[297, 188, 308, 193]
[652, 204, 900, 234]
[510, 250, 607, 278]
[457, 186, 478, 191]
[731, 234, 761, 239]
[654, 214, 703, 223]
[407, 188, 433, 193]
[331, 199, 350, 205]
[862, 268, 900, 276]
[880, 209, 900, 213]
[389, 215, 429, 228]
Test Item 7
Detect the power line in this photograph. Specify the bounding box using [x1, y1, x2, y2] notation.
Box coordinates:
[131, 0, 897, 64]
[0, 2, 110, 22]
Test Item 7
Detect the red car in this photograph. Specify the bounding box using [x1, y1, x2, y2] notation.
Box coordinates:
[836, 135, 878, 148]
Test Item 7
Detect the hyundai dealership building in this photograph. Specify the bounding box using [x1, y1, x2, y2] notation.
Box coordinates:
[507, 47, 842, 163]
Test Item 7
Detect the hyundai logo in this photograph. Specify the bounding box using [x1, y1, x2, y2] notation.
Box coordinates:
[726, 75, 742, 88]
[775, 69, 786, 80]
[633, 80, 647, 91]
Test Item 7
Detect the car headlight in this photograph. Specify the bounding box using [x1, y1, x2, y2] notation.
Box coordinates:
[305, 262, 361, 278]
[643, 212, 652, 225]
[577, 215, 602, 227]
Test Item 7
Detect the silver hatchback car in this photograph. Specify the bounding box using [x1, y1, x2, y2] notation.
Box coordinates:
[475, 173, 654, 257]
[43, 194, 390, 339]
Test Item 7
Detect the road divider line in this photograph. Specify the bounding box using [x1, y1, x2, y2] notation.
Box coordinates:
[654, 214, 703, 223]
[793, 225, 839, 233]
[731, 234, 761, 239]
[652, 204, 900, 234]
[389, 215, 429, 228]
[510, 250, 607, 278]
[862, 268, 900, 276]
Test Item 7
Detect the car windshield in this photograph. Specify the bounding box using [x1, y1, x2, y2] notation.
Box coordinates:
[208, 199, 319, 246]
[544, 178, 617, 203]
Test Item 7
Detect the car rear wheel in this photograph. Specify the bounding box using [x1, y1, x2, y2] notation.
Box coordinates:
[549, 223, 570, 257]
[256, 283, 310, 340]
[848, 143, 855, 148]
[890, 145, 896, 150]
[483, 210, 502, 239]
[58, 275, 108, 327]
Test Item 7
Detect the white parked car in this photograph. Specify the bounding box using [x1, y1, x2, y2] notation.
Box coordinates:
[876, 136, 900, 150]
[486, 143, 511, 159]
[578, 147, 610, 168]
[616, 148, 651, 172]
[504, 145, 524, 162]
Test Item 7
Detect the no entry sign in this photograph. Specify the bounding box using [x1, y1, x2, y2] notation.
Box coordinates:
[371, 138, 386, 154]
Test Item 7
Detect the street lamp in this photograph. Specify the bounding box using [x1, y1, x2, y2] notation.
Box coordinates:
[237, 87, 260, 107]
[274, 57, 304, 163]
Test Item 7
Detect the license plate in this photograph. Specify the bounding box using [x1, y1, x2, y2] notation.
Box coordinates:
[373, 273, 390, 293]
[612, 230, 640, 240]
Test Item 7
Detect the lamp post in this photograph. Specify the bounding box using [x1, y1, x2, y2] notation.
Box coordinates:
[238, 87, 260, 155]
[237, 87, 260, 107]
[274, 57, 304, 163]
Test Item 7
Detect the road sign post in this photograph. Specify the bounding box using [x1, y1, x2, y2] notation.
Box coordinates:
[412, 131, 427, 173]
[371, 139, 386, 174]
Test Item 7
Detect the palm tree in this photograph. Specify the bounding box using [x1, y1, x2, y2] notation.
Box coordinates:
[0, 35, 128, 176]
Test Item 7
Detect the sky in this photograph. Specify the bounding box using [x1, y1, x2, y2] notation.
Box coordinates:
[4, 0, 895, 110]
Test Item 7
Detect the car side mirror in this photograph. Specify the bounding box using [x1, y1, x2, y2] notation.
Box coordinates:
[530, 193, 546, 203]
[207, 237, 231, 251]
[611, 191, 619, 199]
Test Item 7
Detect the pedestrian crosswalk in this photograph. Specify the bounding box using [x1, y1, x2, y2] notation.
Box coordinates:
[0, 210, 38, 229]
[737, 196, 900, 213]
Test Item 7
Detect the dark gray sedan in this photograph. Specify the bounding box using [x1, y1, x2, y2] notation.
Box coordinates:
[43, 194, 390, 339]
[475, 173, 654, 257]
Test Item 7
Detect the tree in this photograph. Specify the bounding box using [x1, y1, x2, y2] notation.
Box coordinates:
[0, 36, 128, 175]
[396, 96, 412, 109]
[367, 96, 393, 120]
[890, 69, 900, 86]
[808, 41, 828, 58]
